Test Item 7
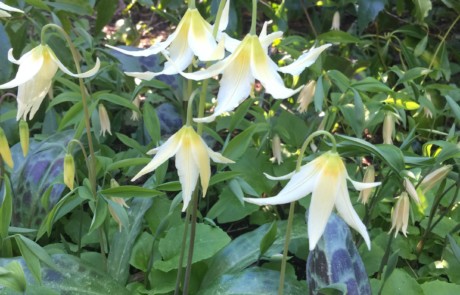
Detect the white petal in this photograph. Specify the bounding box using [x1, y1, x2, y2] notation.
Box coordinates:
[0, 2, 23, 13]
[349, 178, 381, 190]
[131, 133, 182, 181]
[188, 10, 219, 61]
[0, 10, 11, 17]
[219, 33, 241, 53]
[250, 44, 300, 99]
[335, 180, 371, 250]
[278, 44, 332, 76]
[217, 0, 230, 32]
[125, 71, 162, 80]
[192, 137, 212, 197]
[206, 146, 234, 164]
[244, 164, 317, 206]
[105, 35, 173, 57]
[52, 53, 101, 78]
[16, 77, 53, 121]
[181, 56, 230, 80]
[263, 171, 295, 181]
[176, 142, 200, 211]
[307, 168, 341, 250]
[0, 52, 44, 89]
[7, 49, 21, 64]
[260, 31, 283, 51]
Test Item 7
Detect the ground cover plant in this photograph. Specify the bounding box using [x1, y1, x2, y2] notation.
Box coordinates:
[0, 0, 459, 294]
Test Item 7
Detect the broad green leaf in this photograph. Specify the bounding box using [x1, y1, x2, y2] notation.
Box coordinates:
[0, 261, 26, 292]
[95, 0, 118, 33]
[317, 283, 348, 295]
[115, 132, 148, 154]
[396, 67, 432, 85]
[154, 223, 231, 272]
[96, 93, 139, 113]
[197, 267, 307, 295]
[445, 95, 460, 122]
[259, 221, 277, 256]
[381, 268, 423, 295]
[45, 0, 93, 15]
[143, 103, 161, 145]
[129, 232, 154, 272]
[412, 0, 432, 22]
[88, 197, 108, 233]
[155, 181, 181, 191]
[207, 187, 259, 223]
[209, 171, 241, 186]
[327, 70, 350, 92]
[351, 77, 392, 93]
[58, 102, 83, 130]
[25, 0, 51, 10]
[0, 176, 12, 239]
[382, 249, 399, 284]
[223, 123, 267, 160]
[14, 235, 54, 283]
[357, 0, 386, 34]
[421, 280, 460, 295]
[414, 35, 428, 56]
[47, 92, 82, 110]
[318, 31, 362, 44]
[99, 186, 162, 198]
[448, 235, 460, 263]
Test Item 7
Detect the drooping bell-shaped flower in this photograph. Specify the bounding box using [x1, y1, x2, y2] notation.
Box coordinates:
[106, 0, 230, 78]
[358, 165, 376, 204]
[179, 22, 331, 122]
[0, 44, 100, 120]
[132, 125, 234, 211]
[0, 2, 23, 18]
[389, 192, 410, 237]
[98, 104, 112, 136]
[297, 80, 316, 113]
[244, 151, 381, 250]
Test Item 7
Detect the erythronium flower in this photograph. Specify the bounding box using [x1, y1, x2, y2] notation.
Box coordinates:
[106, 0, 229, 78]
[389, 192, 410, 237]
[244, 151, 381, 250]
[0, 2, 23, 18]
[132, 125, 234, 211]
[0, 44, 100, 120]
[179, 22, 331, 122]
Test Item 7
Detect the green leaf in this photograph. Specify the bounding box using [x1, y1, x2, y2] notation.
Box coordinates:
[421, 280, 460, 295]
[318, 31, 362, 44]
[445, 95, 460, 122]
[382, 249, 399, 284]
[45, 0, 93, 15]
[223, 123, 267, 160]
[448, 234, 460, 263]
[259, 221, 277, 256]
[107, 158, 151, 171]
[96, 93, 139, 113]
[155, 181, 181, 191]
[327, 70, 350, 92]
[441, 0, 460, 13]
[381, 268, 423, 295]
[351, 77, 392, 93]
[129, 232, 154, 272]
[154, 223, 231, 272]
[95, 0, 118, 33]
[357, 0, 386, 34]
[209, 171, 241, 186]
[0, 261, 26, 292]
[396, 67, 432, 85]
[414, 35, 428, 56]
[115, 132, 148, 154]
[412, 0, 432, 22]
[89, 197, 108, 233]
[25, 0, 51, 10]
[143, 103, 161, 145]
[0, 24, 12, 84]
[58, 101, 83, 130]
[99, 186, 163, 198]
[0, 176, 12, 239]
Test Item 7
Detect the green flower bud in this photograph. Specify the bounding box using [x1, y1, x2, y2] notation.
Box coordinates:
[64, 153, 75, 190]
[0, 127, 13, 168]
[19, 120, 29, 156]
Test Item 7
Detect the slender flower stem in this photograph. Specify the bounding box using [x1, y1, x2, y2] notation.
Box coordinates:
[186, 89, 201, 126]
[183, 191, 199, 295]
[250, 0, 258, 35]
[278, 130, 336, 295]
[174, 208, 191, 295]
[188, 0, 195, 9]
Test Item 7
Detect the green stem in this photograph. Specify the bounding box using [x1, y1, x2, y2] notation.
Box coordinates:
[186, 89, 201, 126]
[188, 0, 195, 9]
[182, 191, 199, 295]
[250, 0, 258, 35]
[174, 209, 191, 295]
[278, 130, 336, 295]
[213, 0, 227, 37]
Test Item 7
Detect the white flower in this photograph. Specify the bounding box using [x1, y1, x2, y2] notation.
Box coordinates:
[132, 125, 234, 211]
[389, 192, 410, 237]
[403, 177, 420, 204]
[98, 104, 112, 136]
[382, 111, 396, 144]
[0, 2, 23, 18]
[106, 1, 229, 78]
[331, 11, 340, 30]
[271, 134, 283, 165]
[358, 165, 376, 204]
[179, 22, 331, 122]
[297, 80, 316, 113]
[0, 44, 100, 120]
[420, 165, 452, 193]
[244, 151, 381, 250]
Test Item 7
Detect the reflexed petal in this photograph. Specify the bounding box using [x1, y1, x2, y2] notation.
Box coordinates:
[188, 10, 219, 61]
[0, 51, 44, 89]
[131, 132, 182, 181]
[308, 168, 340, 250]
[181, 56, 230, 80]
[260, 31, 283, 51]
[218, 0, 230, 32]
[250, 38, 301, 99]
[51, 50, 101, 78]
[208, 38, 225, 61]
[278, 44, 332, 76]
[263, 171, 295, 181]
[125, 71, 161, 80]
[349, 178, 381, 190]
[105, 37, 172, 57]
[7, 49, 22, 64]
[175, 140, 200, 211]
[245, 165, 317, 206]
[0, 10, 10, 17]
[0, 2, 24, 13]
[219, 33, 241, 53]
[335, 179, 371, 249]
[206, 147, 234, 164]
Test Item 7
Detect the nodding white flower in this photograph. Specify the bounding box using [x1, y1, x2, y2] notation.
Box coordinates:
[0, 44, 100, 121]
[106, 1, 230, 78]
[179, 22, 331, 122]
[382, 111, 396, 144]
[98, 104, 112, 136]
[244, 151, 381, 250]
[420, 165, 452, 193]
[390, 192, 410, 237]
[403, 177, 420, 204]
[0, 2, 23, 18]
[131, 96, 141, 121]
[331, 11, 340, 31]
[271, 134, 283, 165]
[358, 165, 376, 204]
[297, 80, 316, 113]
[132, 125, 234, 211]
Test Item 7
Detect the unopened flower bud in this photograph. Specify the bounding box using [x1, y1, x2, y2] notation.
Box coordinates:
[390, 192, 410, 237]
[98, 104, 112, 136]
[297, 80, 316, 113]
[0, 127, 13, 168]
[272, 134, 283, 165]
[420, 165, 452, 193]
[403, 177, 420, 204]
[64, 153, 75, 190]
[19, 120, 29, 156]
[108, 178, 129, 231]
[110, 179, 129, 208]
[331, 11, 340, 31]
[383, 112, 395, 144]
[358, 165, 376, 204]
[131, 96, 141, 121]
